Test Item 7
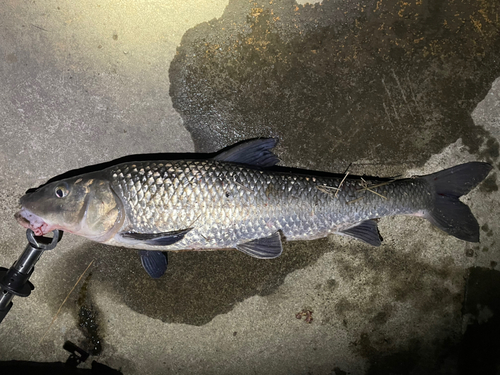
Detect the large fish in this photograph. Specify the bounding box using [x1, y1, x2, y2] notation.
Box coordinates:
[15, 139, 492, 278]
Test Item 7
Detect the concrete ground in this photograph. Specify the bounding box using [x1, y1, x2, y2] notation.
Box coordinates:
[1, 0, 500, 374]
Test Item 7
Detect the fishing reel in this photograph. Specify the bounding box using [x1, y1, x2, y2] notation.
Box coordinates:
[0, 229, 62, 324]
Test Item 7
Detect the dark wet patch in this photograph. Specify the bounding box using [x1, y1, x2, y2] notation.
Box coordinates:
[458, 267, 500, 373]
[333, 367, 348, 375]
[333, 249, 500, 373]
[339, 244, 463, 315]
[78, 306, 102, 355]
[481, 223, 489, 232]
[169, 0, 500, 170]
[325, 242, 466, 372]
[369, 310, 391, 326]
[354, 333, 421, 375]
[325, 278, 337, 291]
[44, 240, 330, 326]
[77, 272, 103, 355]
[480, 137, 500, 162]
[478, 173, 498, 193]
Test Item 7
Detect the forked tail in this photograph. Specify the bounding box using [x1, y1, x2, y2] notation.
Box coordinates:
[422, 162, 492, 242]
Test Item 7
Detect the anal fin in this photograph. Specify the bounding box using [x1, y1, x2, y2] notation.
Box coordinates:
[236, 232, 283, 259]
[338, 220, 382, 246]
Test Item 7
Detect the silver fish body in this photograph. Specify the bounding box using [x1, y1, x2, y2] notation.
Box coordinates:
[105, 159, 431, 250]
[15, 139, 492, 277]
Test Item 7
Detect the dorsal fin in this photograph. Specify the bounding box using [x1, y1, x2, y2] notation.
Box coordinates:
[213, 138, 279, 167]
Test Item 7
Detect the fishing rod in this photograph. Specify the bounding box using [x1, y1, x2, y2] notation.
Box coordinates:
[0, 229, 62, 324]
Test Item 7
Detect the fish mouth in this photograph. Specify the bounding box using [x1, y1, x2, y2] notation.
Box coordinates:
[15, 208, 52, 236]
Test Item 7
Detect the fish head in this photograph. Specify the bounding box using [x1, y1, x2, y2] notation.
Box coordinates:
[15, 175, 124, 242]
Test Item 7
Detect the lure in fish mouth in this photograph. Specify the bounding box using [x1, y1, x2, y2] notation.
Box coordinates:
[15, 138, 492, 279]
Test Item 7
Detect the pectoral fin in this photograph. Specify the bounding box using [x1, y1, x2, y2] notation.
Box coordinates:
[121, 228, 193, 246]
[139, 250, 168, 278]
[236, 232, 283, 259]
[338, 220, 382, 246]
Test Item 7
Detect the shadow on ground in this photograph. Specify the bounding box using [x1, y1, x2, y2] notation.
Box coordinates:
[43, 240, 330, 326]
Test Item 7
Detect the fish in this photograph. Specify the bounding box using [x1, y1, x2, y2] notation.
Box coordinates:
[15, 138, 492, 278]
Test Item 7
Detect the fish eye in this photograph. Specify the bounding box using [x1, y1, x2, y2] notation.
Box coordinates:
[55, 185, 69, 198]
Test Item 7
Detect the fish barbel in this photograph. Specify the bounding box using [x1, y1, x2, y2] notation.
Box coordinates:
[15, 139, 492, 277]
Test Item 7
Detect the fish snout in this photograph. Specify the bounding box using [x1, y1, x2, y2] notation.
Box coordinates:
[14, 210, 30, 227]
[14, 208, 50, 236]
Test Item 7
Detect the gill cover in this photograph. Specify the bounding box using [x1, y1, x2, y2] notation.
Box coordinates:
[79, 179, 125, 241]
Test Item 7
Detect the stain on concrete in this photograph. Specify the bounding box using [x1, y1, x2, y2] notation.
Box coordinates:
[480, 137, 500, 162]
[481, 223, 493, 238]
[77, 272, 103, 355]
[325, 242, 466, 373]
[330, 251, 500, 373]
[6, 53, 17, 63]
[356, 333, 421, 375]
[44, 240, 330, 326]
[478, 173, 498, 192]
[170, 0, 500, 172]
[332, 367, 348, 375]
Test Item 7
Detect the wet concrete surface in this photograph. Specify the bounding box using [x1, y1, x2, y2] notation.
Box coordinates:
[1, 0, 500, 374]
[43, 240, 330, 326]
[170, 0, 500, 170]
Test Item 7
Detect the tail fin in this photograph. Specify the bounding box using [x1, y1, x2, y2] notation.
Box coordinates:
[422, 162, 492, 242]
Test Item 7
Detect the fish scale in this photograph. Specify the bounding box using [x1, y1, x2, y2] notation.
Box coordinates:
[107, 160, 432, 250]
